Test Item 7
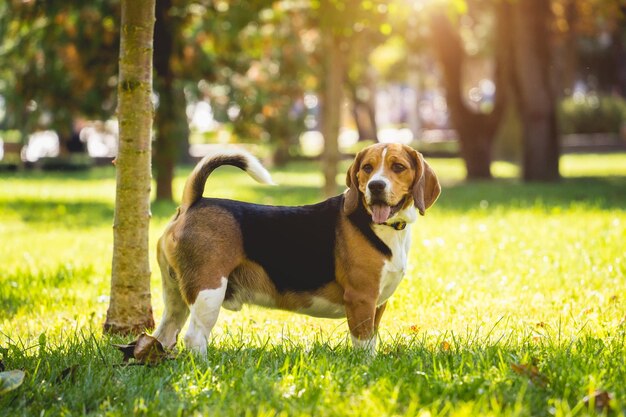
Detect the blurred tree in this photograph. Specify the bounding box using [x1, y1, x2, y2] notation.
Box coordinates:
[0, 0, 187, 200]
[318, 0, 345, 197]
[180, 1, 304, 168]
[344, 7, 388, 143]
[0, 1, 267, 200]
[254, 7, 310, 166]
[0, 1, 120, 152]
[430, 2, 510, 179]
[346, 69, 378, 143]
[552, 0, 626, 96]
[104, 0, 156, 335]
[509, 0, 560, 181]
[426, 0, 563, 181]
[153, 0, 190, 201]
[194, 0, 389, 193]
[314, 0, 390, 197]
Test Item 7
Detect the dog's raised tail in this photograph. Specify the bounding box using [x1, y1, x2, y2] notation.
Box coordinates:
[181, 148, 274, 209]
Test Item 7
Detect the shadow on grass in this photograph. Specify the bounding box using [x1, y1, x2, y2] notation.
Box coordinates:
[0, 166, 116, 181]
[2, 177, 625, 230]
[1, 199, 116, 228]
[437, 176, 626, 213]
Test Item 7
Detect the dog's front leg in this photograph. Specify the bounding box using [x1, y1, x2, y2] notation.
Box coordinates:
[374, 302, 387, 332]
[344, 287, 378, 356]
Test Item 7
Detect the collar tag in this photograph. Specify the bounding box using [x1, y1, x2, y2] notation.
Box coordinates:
[384, 221, 407, 231]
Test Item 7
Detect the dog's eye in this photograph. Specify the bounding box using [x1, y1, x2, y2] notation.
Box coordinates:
[362, 164, 373, 174]
[392, 163, 406, 173]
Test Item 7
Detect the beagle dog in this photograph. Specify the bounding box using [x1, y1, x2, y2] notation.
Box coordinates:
[153, 143, 440, 355]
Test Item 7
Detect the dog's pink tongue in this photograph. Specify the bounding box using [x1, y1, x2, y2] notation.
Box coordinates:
[371, 204, 391, 224]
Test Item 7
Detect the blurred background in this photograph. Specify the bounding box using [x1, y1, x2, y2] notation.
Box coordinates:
[1, 0, 625, 200]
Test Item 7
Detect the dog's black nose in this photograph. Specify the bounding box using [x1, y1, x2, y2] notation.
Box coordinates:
[368, 180, 386, 193]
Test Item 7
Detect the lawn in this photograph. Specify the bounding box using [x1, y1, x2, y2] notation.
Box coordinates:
[1, 153, 625, 417]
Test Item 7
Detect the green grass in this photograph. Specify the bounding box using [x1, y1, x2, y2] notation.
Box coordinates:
[1, 154, 626, 416]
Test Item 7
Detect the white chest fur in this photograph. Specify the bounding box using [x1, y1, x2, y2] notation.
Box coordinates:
[372, 210, 415, 306]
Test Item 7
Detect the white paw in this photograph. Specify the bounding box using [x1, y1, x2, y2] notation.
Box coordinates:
[351, 334, 377, 357]
[184, 321, 208, 356]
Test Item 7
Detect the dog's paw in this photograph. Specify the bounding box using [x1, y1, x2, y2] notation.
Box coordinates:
[184, 322, 208, 357]
[351, 335, 377, 357]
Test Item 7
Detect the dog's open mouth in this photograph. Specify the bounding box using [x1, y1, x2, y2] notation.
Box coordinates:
[370, 204, 391, 224]
[368, 197, 406, 224]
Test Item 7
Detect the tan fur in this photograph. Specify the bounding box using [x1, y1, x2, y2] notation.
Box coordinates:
[344, 143, 439, 216]
[344, 151, 364, 214]
[335, 214, 387, 341]
[164, 205, 244, 304]
[414, 160, 441, 215]
[227, 261, 345, 315]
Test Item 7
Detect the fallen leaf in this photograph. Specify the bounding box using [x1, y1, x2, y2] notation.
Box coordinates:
[113, 333, 173, 365]
[112, 341, 138, 363]
[440, 341, 451, 351]
[510, 362, 548, 387]
[583, 390, 613, 411]
[133, 334, 169, 365]
[0, 370, 25, 395]
[409, 325, 420, 333]
[56, 365, 79, 383]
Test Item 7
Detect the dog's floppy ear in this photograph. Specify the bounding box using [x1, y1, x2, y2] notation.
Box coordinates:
[409, 149, 441, 216]
[343, 150, 364, 215]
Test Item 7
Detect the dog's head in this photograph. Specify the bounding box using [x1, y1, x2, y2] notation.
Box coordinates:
[344, 143, 440, 223]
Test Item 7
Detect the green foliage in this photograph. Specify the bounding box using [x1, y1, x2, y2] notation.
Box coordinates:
[558, 94, 626, 135]
[208, 3, 308, 144]
[0, 1, 120, 137]
[1, 154, 626, 415]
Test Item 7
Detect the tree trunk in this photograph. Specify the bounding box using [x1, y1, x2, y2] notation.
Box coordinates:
[406, 54, 422, 139]
[272, 124, 292, 167]
[153, 0, 190, 202]
[457, 120, 493, 179]
[347, 79, 378, 142]
[612, 25, 626, 97]
[154, 81, 189, 201]
[104, 0, 156, 335]
[321, 33, 344, 198]
[430, 11, 509, 180]
[510, 0, 560, 181]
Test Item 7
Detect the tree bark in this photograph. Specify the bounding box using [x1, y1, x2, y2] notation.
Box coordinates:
[153, 0, 190, 202]
[321, 33, 344, 198]
[510, 0, 560, 181]
[430, 11, 509, 180]
[104, 0, 155, 335]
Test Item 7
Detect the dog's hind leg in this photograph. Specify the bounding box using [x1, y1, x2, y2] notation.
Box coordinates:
[153, 243, 189, 349]
[183, 276, 228, 356]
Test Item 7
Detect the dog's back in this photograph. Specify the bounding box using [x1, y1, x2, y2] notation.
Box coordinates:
[195, 196, 341, 292]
